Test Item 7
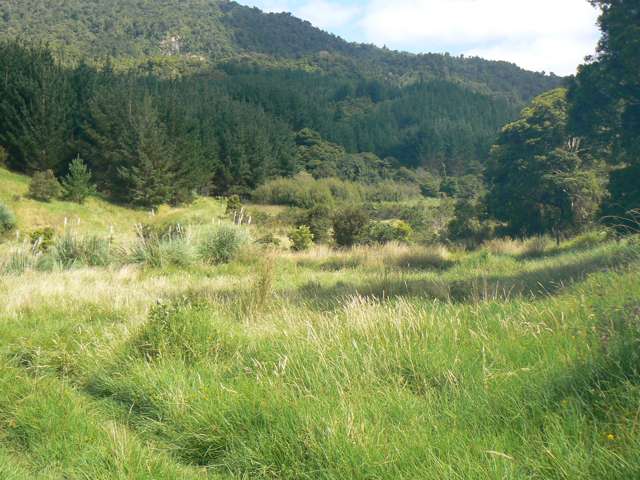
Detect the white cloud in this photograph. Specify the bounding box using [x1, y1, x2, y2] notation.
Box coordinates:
[296, 1, 362, 30]
[358, 0, 600, 74]
[238, 0, 601, 75]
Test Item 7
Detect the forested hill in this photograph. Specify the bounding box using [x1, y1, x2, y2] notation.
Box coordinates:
[0, 1, 565, 204]
[0, 0, 561, 101]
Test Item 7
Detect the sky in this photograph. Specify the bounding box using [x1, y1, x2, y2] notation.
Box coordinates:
[237, 0, 602, 76]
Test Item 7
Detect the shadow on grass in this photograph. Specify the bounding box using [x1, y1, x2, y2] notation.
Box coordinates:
[546, 302, 640, 424]
[294, 246, 639, 308]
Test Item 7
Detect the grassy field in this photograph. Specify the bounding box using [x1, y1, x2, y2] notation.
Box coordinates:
[1, 169, 639, 479]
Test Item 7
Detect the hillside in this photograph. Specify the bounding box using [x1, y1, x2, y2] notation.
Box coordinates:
[0, 0, 562, 102]
[0, 0, 564, 191]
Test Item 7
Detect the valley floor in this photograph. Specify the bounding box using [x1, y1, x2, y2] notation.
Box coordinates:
[1, 230, 639, 479]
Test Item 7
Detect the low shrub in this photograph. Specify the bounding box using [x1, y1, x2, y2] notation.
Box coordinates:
[333, 206, 370, 247]
[295, 204, 333, 243]
[288, 225, 314, 251]
[366, 220, 413, 245]
[28, 170, 63, 202]
[364, 180, 420, 203]
[253, 173, 334, 208]
[29, 227, 56, 253]
[226, 195, 243, 217]
[0, 202, 16, 235]
[198, 224, 249, 264]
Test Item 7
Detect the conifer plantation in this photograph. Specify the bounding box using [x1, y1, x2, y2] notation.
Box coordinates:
[0, 0, 639, 478]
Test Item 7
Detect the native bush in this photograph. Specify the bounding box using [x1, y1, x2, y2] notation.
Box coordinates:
[29, 227, 56, 252]
[366, 220, 413, 245]
[333, 205, 370, 247]
[28, 170, 63, 202]
[295, 204, 333, 243]
[288, 225, 314, 251]
[130, 224, 196, 268]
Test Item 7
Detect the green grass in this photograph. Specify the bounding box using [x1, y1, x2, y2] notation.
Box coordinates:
[1, 167, 639, 478]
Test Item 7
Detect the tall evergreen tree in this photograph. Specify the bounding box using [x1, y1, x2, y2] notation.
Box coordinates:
[0, 42, 73, 172]
[568, 0, 640, 216]
[486, 89, 606, 238]
[119, 96, 176, 208]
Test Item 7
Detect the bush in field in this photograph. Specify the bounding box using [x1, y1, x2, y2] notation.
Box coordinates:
[448, 198, 494, 246]
[288, 225, 314, 251]
[0, 146, 7, 167]
[226, 194, 242, 217]
[198, 224, 249, 264]
[0, 203, 16, 235]
[333, 206, 370, 247]
[366, 220, 413, 244]
[296, 204, 333, 243]
[62, 156, 96, 204]
[29, 227, 56, 252]
[28, 170, 63, 202]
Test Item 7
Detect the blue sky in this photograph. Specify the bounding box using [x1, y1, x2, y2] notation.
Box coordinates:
[237, 0, 601, 76]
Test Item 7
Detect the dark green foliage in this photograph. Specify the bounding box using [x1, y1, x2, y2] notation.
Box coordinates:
[333, 206, 370, 247]
[486, 89, 606, 237]
[226, 195, 242, 217]
[0, 42, 73, 173]
[0, 3, 563, 206]
[0, 146, 7, 167]
[568, 0, 640, 217]
[0, 202, 16, 235]
[28, 170, 63, 202]
[366, 220, 413, 245]
[62, 156, 96, 204]
[116, 96, 176, 208]
[288, 225, 314, 251]
[296, 205, 333, 244]
[448, 198, 493, 246]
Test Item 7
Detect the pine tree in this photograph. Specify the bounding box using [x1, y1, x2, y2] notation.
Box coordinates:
[119, 96, 175, 208]
[62, 155, 96, 204]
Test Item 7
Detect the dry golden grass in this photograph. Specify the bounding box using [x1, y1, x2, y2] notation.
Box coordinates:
[287, 242, 454, 271]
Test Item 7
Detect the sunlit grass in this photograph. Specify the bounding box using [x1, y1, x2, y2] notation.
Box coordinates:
[1, 167, 639, 478]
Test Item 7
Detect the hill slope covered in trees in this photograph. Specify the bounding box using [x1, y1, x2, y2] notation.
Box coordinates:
[0, 0, 564, 203]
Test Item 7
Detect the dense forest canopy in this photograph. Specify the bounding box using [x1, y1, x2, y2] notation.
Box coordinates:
[0, 0, 566, 208]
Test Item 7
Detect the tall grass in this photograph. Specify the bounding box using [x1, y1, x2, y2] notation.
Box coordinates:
[197, 223, 249, 265]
